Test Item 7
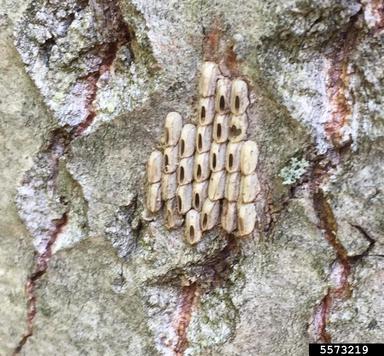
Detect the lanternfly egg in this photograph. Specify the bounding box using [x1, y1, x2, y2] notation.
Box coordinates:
[201, 198, 220, 231]
[164, 112, 183, 146]
[145, 61, 261, 241]
[185, 209, 202, 245]
[199, 61, 220, 97]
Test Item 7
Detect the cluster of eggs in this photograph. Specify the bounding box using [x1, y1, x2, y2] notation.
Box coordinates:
[145, 61, 260, 244]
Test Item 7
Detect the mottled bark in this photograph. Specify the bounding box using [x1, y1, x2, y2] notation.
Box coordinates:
[1, 0, 383, 355]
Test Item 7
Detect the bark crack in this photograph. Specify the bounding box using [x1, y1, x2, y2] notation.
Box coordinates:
[310, 192, 379, 342]
[173, 283, 200, 356]
[324, 10, 361, 148]
[13, 213, 68, 355]
[73, 0, 133, 136]
[14, 2, 135, 351]
[311, 189, 351, 343]
[152, 234, 240, 355]
[349, 224, 376, 261]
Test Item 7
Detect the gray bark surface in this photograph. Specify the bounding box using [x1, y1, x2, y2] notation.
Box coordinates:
[0, 0, 383, 355]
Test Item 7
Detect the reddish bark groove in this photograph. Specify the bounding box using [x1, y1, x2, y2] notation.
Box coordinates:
[13, 213, 68, 355]
[170, 235, 239, 355]
[173, 283, 200, 356]
[324, 13, 360, 148]
[313, 293, 332, 343]
[14, 2, 134, 350]
[73, 0, 132, 137]
[73, 42, 120, 137]
[312, 189, 351, 343]
[14, 2, 134, 353]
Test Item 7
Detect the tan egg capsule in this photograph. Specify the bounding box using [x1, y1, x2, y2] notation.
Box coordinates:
[215, 78, 232, 113]
[240, 140, 259, 175]
[147, 151, 163, 183]
[146, 183, 162, 213]
[201, 198, 220, 231]
[199, 61, 220, 97]
[213, 113, 230, 143]
[163, 145, 178, 174]
[229, 114, 248, 142]
[210, 142, 226, 172]
[208, 170, 226, 201]
[178, 157, 194, 185]
[226, 142, 243, 173]
[164, 112, 183, 146]
[176, 184, 192, 214]
[224, 172, 241, 202]
[237, 203, 257, 236]
[230, 79, 249, 115]
[196, 125, 212, 153]
[193, 152, 210, 182]
[239, 173, 261, 203]
[185, 209, 202, 245]
[192, 181, 208, 211]
[179, 124, 196, 158]
[221, 200, 237, 233]
[161, 173, 177, 201]
[198, 97, 215, 126]
[164, 198, 184, 229]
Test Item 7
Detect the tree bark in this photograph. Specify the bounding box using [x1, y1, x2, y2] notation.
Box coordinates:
[0, 0, 383, 355]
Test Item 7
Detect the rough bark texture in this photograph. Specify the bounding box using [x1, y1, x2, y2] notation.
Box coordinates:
[0, 0, 383, 355]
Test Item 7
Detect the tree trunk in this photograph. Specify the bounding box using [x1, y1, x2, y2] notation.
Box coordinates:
[0, 0, 383, 355]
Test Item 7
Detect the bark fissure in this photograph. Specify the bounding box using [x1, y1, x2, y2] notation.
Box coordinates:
[153, 235, 240, 355]
[13, 129, 72, 354]
[73, 1, 133, 136]
[174, 283, 200, 356]
[13, 213, 68, 355]
[349, 224, 376, 261]
[14, 2, 135, 350]
[310, 192, 379, 342]
[325, 11, 361, 148]
[312, 189, 351, 343]
[72, 43, 119, 136]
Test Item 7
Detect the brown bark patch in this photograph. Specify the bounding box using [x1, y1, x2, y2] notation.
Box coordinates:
[324, 14, 360, 148]
[13, 213, 68, 355]
[203, 21, 222, 62]
[73, 0, 133, 136]
[311, 189, 351, 342]
[173, 283, 200, 356]
[202, 22, 239, 77]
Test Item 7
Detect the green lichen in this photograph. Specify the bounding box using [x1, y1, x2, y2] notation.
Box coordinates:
[279, 157, 309, 185]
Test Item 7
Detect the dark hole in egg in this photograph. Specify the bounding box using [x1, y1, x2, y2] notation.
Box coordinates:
[194, 193, 200, 208]
[229, 153, 234, 168]
[212, 153, 217, 169]
[235, 96, 240, 111]
[189, 225, 195, 241]
[198, 134, 203, 151]
[216, 123, 222, 139]
[219, 95, 225, 110]
[203, 214, 208, 228]
[197, 164, 202, 178]
[201, 106, 206, 121]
